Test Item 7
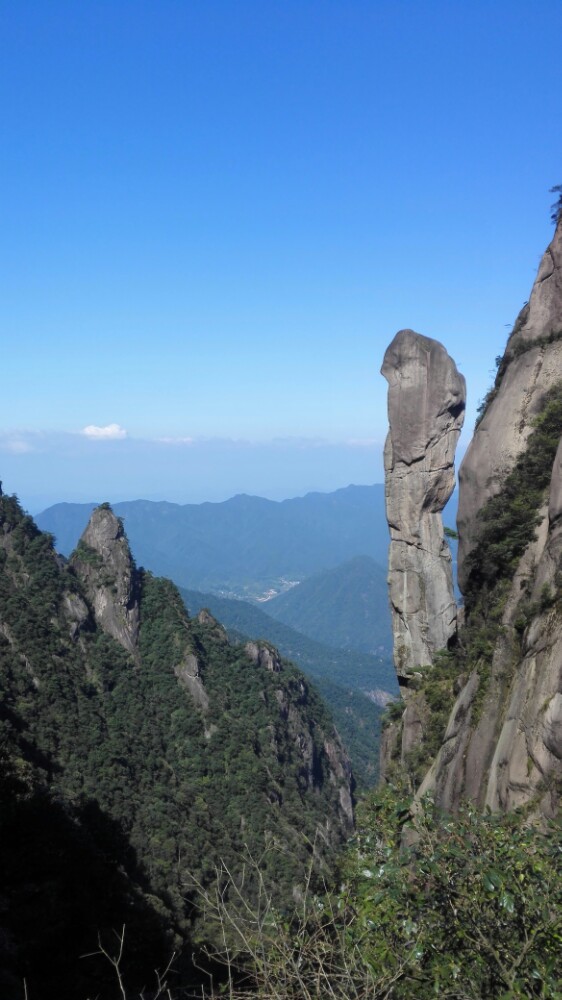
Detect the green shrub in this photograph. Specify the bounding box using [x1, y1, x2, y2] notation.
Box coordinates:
[207, 788, 562, 999]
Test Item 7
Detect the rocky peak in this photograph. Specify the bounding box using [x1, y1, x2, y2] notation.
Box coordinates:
[245, 640, 283, 672]
[381, 329, 465, 679]
[196, 608, 229, 643]
[70, 503, 140, 656]
[458, 216, 562, 591]
[406, 220, 562, 819]
[512, 212, 562, 346]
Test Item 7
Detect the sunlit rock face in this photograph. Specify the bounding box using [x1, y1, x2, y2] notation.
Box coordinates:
[458, 216, 562, 593]
[417, 218, 562, 818]
[381, 329, 465, 680]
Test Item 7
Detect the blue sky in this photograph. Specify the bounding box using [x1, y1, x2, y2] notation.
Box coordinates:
[1, 1, 561, 510]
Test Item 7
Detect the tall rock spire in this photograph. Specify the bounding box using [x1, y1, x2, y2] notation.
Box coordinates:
[71, 503, 140, 657]
[381, 329, 466, 682]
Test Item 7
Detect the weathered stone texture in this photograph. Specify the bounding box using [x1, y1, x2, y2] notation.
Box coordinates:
[458, 218, 562, 591]
[418, 220, 562, 818]
[71, 505, 140, 656]
[381, 330, 466, 679]
[424, 481, 562, 817]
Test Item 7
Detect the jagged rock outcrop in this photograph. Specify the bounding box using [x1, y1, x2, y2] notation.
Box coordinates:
[381, 330, 466, 678]
[323, 737, 354, 828]
[245, 640, 283, 672]
[61, 590, 90, 640]
[458, 217, 562, 590]
[250, 639, 354, 829]
[415, 217, 562, 818]
[174, 651, 209, 711]
[70, 504, 140, 656]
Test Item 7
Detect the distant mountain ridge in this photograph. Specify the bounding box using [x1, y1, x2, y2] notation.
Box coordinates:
[35, 484, 389, 595]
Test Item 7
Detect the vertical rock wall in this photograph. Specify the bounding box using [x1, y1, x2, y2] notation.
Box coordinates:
[458, 217, 562, 591]
[381, 329, 466, 680]
[417, 217, 562, 817]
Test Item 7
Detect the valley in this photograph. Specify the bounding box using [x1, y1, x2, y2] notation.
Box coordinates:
[37, 485, 402, 788]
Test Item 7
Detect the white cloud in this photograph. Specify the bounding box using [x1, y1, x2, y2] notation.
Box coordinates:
[156, 436, 194, 445]
[0, 436, 34, 454]
[82, 423, 128, 440]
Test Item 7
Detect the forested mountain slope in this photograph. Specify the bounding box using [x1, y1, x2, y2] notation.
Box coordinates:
[181, 585, 397, 787]
[0, 495, 352, 999]
[265, 555, 392, 655]
[181, 584, 396, 692]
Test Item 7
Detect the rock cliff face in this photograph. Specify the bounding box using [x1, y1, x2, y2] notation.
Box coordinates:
[391, 218, 562, 819]
[380, 330, 465, 775]
[70, 504, 140, 656]
[381, 330, 465, 678]
[458, 217, 562, 590]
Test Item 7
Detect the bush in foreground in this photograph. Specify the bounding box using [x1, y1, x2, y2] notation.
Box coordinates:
[195, 788, 562, 999]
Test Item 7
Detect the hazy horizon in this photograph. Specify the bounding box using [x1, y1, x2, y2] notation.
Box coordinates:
[2, 2, 560, 509]
[4, 435, 390, 514]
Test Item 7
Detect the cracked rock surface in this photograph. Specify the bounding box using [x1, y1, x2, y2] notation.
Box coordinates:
[381, 329, 465, 680]
[458, 217, 562, 591]
[417, 219, 562, 817]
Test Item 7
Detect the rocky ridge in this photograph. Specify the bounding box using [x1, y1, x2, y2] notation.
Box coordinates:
[458, 215, 562, 589]
[382, 217, 562, 819]
[71, 505, 354, 839]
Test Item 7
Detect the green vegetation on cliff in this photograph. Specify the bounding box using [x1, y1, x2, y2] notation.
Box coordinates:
[181, 585, 395, 788]
[393, 381, 562, 787]
[0, 495, 351, 998]
[465, 381, 562, 609]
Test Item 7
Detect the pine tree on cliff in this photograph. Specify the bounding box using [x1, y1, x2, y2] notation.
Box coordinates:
[550, 184, 562, 224]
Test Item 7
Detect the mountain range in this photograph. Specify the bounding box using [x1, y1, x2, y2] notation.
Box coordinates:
[35, 485, 389, 597]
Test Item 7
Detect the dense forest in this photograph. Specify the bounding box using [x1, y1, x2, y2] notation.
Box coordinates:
[180, 584, 393, 788]
[0, 494, 352, 998]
